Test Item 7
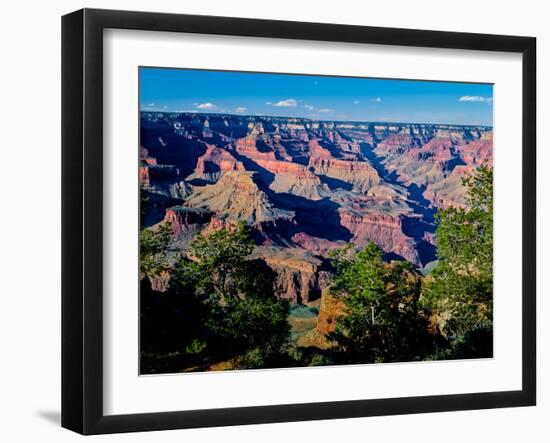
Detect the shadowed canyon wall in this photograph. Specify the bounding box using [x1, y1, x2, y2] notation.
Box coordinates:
[140, 112, 492, 303]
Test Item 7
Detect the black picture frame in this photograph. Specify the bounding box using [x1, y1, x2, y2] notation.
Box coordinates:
[62, 8, 536, 435]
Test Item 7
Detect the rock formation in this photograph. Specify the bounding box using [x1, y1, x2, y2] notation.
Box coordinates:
[255, 159, 328, 200]
[186, 143, 245, 183]
[164, 206, 212, 238]
[339, 210, 420, 265]
[308, 156, 380, 193]
[185, 171, 294, 224]
[140, 111, 492, 300]
[252, 247, 332, 304]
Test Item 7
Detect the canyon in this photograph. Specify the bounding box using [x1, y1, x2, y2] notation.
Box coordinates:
[140, 112, 492, 304]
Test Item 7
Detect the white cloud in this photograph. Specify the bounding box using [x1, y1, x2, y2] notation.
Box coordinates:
[235, 107, 247, 113]
[353, 100, 360, 105]
[304, 104, 315, 110]
[146, 102, 155, 107]
[272, 98, 298, 107]
[318, 108, 332, 113]
[458, 95, 493, 104]
[371, 97, 382, 103]
[196, 102, 218, 109]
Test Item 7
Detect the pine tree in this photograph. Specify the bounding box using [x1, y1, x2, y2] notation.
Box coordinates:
[422, 165, 493, 357]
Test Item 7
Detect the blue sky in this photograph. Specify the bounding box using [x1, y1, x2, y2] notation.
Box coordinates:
[139, 67, 493, 126]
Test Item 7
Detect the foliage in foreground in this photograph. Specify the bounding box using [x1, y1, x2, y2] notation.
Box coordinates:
[327, 165, 494, 362]
[327, 243, 433, 363]
[141, 222, 291, 373]
[139, 222, 171, 276]
[422, 165, 493, 358]
[140, 166, 494, 371]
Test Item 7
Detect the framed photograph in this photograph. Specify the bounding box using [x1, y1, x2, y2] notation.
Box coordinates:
[62, 8, 536, 435]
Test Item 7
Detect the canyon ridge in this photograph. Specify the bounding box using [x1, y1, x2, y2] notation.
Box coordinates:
[140, 112, 493, 305]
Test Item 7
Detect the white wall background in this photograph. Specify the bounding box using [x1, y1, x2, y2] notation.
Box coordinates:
[0, 0, 546, 441]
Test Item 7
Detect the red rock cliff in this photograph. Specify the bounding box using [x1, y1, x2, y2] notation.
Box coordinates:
[309, 157, 380, 193]
[255, 249, 331, 304]
[339, 210, 420, 265]
[164, 206, 212, 237]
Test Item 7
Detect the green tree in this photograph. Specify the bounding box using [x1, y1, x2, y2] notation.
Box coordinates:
[209, 293, 290, 363]
[174, 222, 261, 302]
[328, 242, 430, 363]
[172, 222, 290, 368]
[139, 222, 171, 276]
[423, 165, 493, 357]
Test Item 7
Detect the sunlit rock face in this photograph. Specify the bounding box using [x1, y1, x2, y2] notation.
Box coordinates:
[140, 112, 492, 299]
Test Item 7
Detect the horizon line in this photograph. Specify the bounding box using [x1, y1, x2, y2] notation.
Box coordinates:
[139, 110, 493, 129]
